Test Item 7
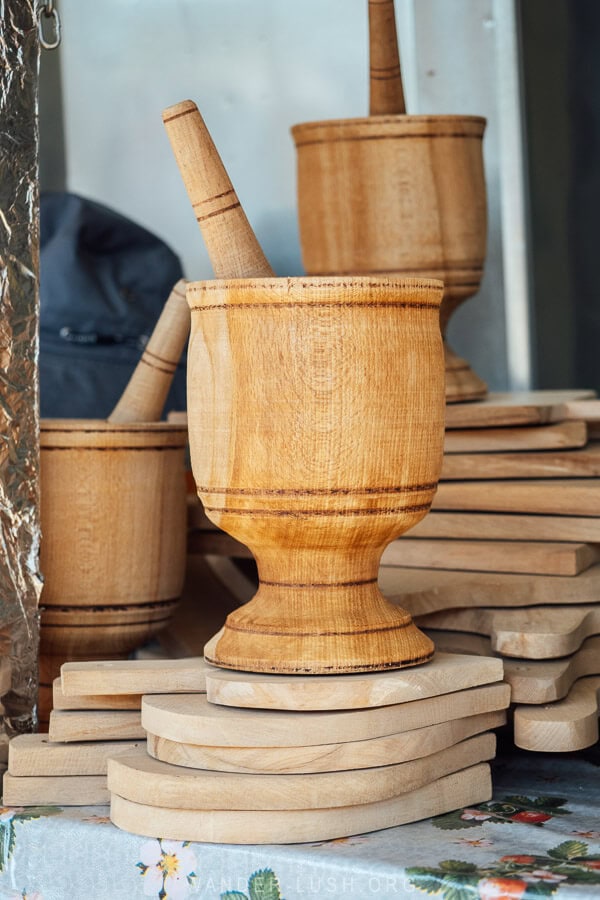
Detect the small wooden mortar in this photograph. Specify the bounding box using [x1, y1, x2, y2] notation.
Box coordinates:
[38, 283, 191, 718]
[291, 0, 488, 403]
[187, 274, 445, 673]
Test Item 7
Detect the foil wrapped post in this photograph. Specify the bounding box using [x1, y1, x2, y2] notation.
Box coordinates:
[0, 1, 42, 736]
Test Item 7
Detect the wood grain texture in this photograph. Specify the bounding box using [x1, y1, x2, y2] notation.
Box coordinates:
[3, 772, 109, 806]
[433, 478, 600, 516]
[8, 734, 145, 776]
[40, 421, 187, 608]
[380, 565, 600, 616]
[147, 709, 506, 774]
[110, 763, 492, 844]
[48, 710, 144, 743]
[444, 390, 597, 429]
[416, 605, 600, 659]
[162, 100, 274, 279]
[41, 602, 178, 657]
[408, 511, 600, 543]
[441, 443, 600, 480]
[108, 734, 495, 811]
[513, 676, 600, 751]
[141, 682, 509, 748]
[187, 276, 445, 673]
[61, 657, 207, 698]
[108, 280, 190, 423]
[291, 114, 487, 403]
[52, 679, 141, 711]
[425, 630, 600, 704]
[383, 539, 600, 576]
[204, 649, 503, 710]
[368, 0, 405, 115]
[443, 421, 588, 454]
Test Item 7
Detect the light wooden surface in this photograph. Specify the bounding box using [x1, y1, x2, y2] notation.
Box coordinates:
[141, 682, 509, 748]
[108, 734, 494, 812]
[408, 510, 600, 543]
[513, 676, 600, 752]
[52, 679, 141, 711]
[8, 734, 145, 776]
[291, 115, 487, 403]
[415, 604, 600, 659]
[444, 390, 597, 429]
[425, 630, 600, 704]
[441, 443, 600, 480]
[3, 773, 109, 807]
[204, 649, 503, 710]
[443, 420, 588, 454]
[383, 538, 600, 576]
[162, 100, 274, 279]
[110, 763, 492, 844]
[147, 710, 506, 774]
[61, 657, 207, 698]
[381, 565, 600, 616]
[108, 280, 190, 424]
[433, 478, 600, 516]
[48, 710, 144, 743]
[187, 276, 445, 673]
[368, 0, 405, 115]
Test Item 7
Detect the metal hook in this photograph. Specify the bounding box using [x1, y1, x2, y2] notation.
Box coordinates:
[37, 1, 61, 50]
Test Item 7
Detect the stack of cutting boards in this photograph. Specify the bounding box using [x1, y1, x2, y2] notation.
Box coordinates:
[4, 654, 509, 843]
[379, 390, 600, 753]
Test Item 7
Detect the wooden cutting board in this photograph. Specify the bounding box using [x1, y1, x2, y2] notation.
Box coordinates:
[8, 734, 145, 776]
[48, 710, 144, 743]
[426, 631, 600, 704]
[147, 709, 506, 774]
[441, 443, 600, 480]
[513, 675, 600, 751]
[110, 763, 492, 844]
[2, 772, 109, 806]
[383, 539, 600, 576]
[380, 565, 600, 616]
[204, 649, 503, 711]
[433, 479, 600, 516]
[407, 511, 600, 543]
[60, 657, 207, 697]
[444, 390, 597, 429]
[415, 604, 600, 659]
[141, 682, 510, 748]
[53, 679, 141, 711]
[444, 420, 587, 453]
[108, 734, 495, 811]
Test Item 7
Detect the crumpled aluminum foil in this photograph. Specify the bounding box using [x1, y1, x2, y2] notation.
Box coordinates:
[0, 1, 42, 740]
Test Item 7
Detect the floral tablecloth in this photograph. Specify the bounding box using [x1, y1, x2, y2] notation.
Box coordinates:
[0, 748, 599, 900]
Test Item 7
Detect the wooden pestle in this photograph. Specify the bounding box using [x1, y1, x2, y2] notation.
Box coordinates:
[108, 279, 190, 423]
[162, 99, 274, 278]
[368, 0, 406, 116]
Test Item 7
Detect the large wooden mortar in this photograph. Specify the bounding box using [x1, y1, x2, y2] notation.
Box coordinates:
[187, 275, 445, 674]
[38, 420, 187, 715]
[291, 114, 488, 402]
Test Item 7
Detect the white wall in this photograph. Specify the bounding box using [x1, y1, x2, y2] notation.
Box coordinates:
[52, 0, 529, 390]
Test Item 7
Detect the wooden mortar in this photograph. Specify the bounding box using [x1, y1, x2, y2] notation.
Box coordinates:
[38, 420, 187, 717]
[187, 274, 445, 673]
[291, 0, 488, 403]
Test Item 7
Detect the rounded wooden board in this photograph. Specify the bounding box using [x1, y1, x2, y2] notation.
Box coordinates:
[110, 763, 492, 844]
[141, 682, 510, 748]
[108, 733, 494, 810]
[204, 645, 503, 710]
[147, 710, 506, 774]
